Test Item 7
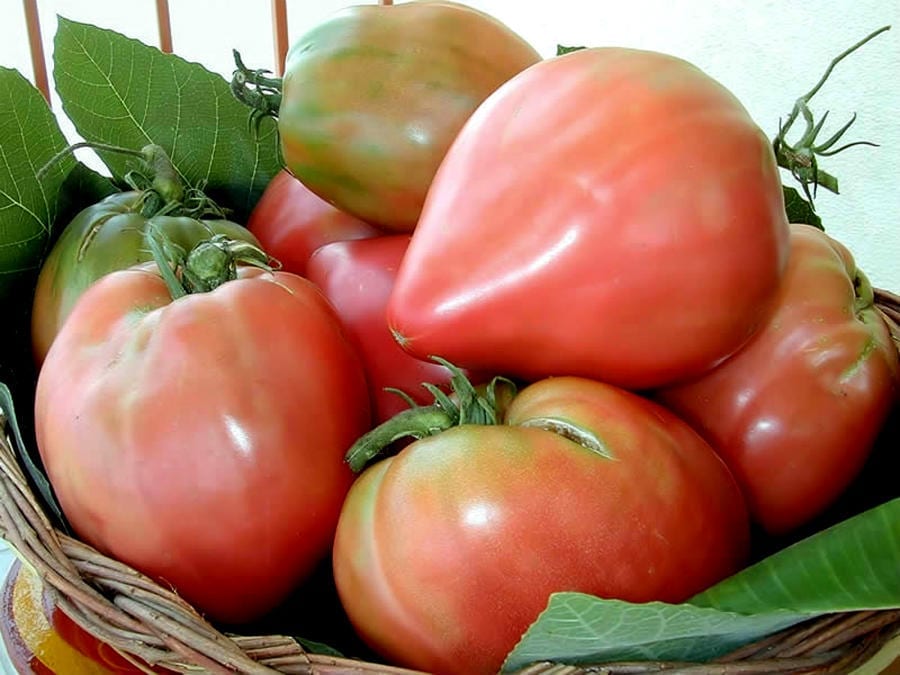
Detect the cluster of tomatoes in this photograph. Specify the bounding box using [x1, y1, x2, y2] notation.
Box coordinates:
[26, 2, 898, 674]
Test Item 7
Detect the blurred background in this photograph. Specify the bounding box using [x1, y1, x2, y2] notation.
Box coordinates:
[2, 0, 898, 289]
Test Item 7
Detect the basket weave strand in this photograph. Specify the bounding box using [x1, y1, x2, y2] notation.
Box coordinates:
[0, 288, 898, 674]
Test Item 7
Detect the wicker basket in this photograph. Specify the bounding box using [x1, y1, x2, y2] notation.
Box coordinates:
[1, 290, 899, 675]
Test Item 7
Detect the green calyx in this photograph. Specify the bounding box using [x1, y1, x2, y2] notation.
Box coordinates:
[147, 228, 274, 300]
[345, 358, 517, 473]
[773, 26, 889, 206]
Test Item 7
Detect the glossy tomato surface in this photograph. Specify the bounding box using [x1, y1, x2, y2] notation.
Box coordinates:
[278, 0, 541, 231]
[333, 377, 749, 675]
[247, 170, 381, 276]
[658, 224, 899, 534]
[388, 47, 790, 389]
[34, 265, 371, 624]
[307, 234, 484, 423]
[31, 190, 259, 366]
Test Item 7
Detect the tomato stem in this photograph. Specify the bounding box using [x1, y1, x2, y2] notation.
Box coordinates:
[773, 25, 889, 206]
[124, 145, 227, 220]
[231, 50, 283, 132]
[140, 144, 184, 206]
[37, 141, 227, 220]
[147, 228, 189, 300]
[345, 358, 517, 472]
[345, 406, 457, 472]
[36, 140, 146, 181]
[146, 227, 274, 299]
[183, 237, 272, 292]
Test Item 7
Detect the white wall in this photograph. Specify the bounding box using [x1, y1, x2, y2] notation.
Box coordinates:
[2, 0, 898, 290]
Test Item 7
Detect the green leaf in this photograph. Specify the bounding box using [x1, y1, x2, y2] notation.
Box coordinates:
[0, 67, 74, 308]
[53, 17, 281, 222]
[692, 498, 900, 614]
[294, 636, 344, 657]
[557, 45, 588, 56]
[504, 499, 900, 670]
[502, 595, 810, 671]
[782, 185, 823, 230]
[0, 68, 111, 403]
[0, 159, 116, 427]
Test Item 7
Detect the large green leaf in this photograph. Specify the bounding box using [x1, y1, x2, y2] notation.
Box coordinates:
[53, 17, 281, 222]
[0, 67, 116, 405]
[0, 67, 73, 307]
[504, 499, 900, 671]
[502, 596, 810, 670]
[692, 497, 900, 614]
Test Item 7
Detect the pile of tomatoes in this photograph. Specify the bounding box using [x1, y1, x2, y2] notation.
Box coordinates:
[26, 2, 898, 674]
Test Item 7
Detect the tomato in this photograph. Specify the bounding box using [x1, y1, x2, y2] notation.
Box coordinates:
[307, 234, 484, 424]
[31, 189, 259, 366]
[657, 224, 899, 534]
[333, 374, 749, 675]
[247, 169, 382, 275]
[276, 1, 541, 232]
[34, 236, 371, 624]
[387, 47, 790, 389]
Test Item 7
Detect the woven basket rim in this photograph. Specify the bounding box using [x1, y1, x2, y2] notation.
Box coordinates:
[0, 289, 898, 675]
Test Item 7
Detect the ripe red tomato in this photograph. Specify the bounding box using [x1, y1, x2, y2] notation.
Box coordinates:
[34, 254, 371, 624]
[307, 234, 485, 424]
[388, 47, 790, 389]
[333, 376, 749, 675]
[657, 224, 899, 534]
[247, 170, 381, 276]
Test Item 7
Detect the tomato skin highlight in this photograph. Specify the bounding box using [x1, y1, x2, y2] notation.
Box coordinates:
[387, 47, 790, 389]
[333, 377, 749, 675]
[34, 266, 371, 624]
[658, 223, 900, 534]
[278, 0, 541, 232]
[247, 170, 382, 276]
